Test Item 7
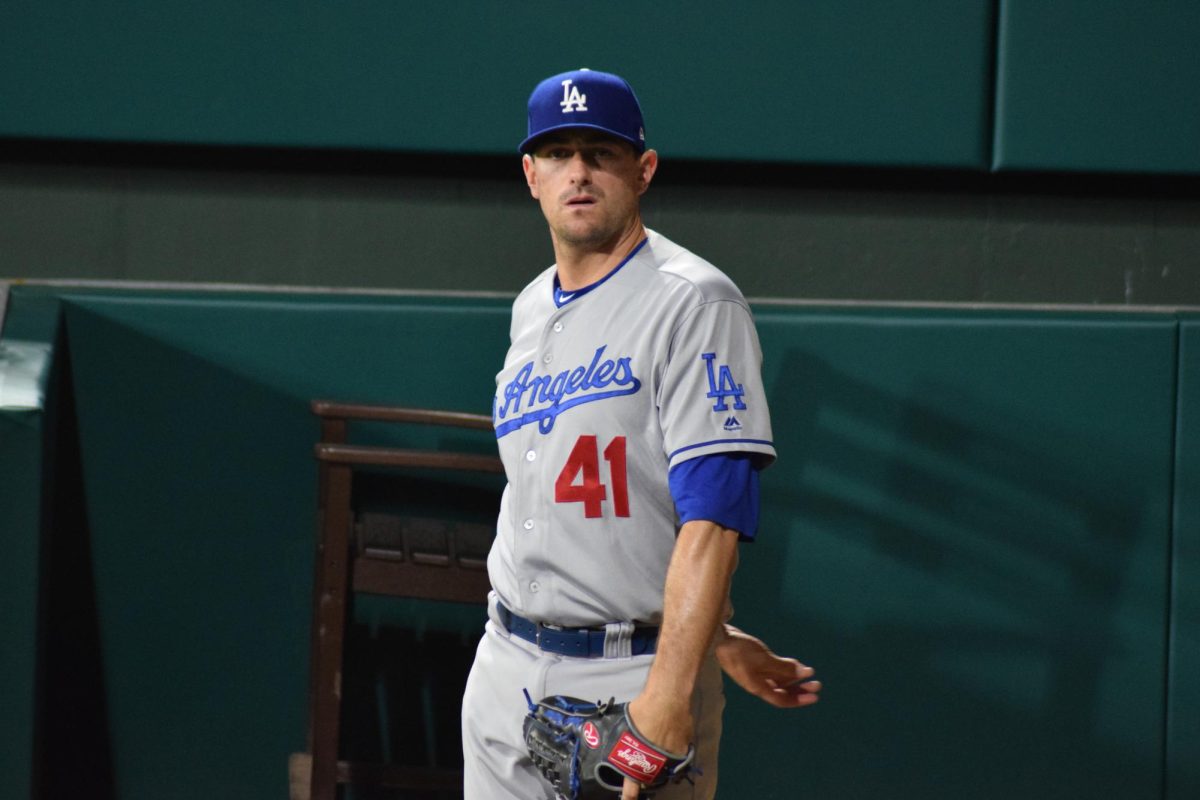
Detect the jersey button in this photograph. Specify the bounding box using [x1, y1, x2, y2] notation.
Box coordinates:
[542, 353, 553, 364]
[529, 581, 540, 593]
[553, 322, 563, 333]
[523, 519, 534, 530]
[525, 450, 536, 462]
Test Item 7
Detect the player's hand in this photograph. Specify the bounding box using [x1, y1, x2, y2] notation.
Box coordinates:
[620, 693, 693, 800]
[714, 624, 822, 708]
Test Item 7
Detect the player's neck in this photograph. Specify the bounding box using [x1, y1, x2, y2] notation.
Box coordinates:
[552, 222, 647, 291]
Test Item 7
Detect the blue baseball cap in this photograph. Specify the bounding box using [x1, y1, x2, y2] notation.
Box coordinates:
[519, 68, 646, 154]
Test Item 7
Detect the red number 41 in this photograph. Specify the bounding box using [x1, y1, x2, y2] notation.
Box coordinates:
[554, 435, 630, 518]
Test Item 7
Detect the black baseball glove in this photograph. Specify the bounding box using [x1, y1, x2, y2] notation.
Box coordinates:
[522, 691, 695, 799]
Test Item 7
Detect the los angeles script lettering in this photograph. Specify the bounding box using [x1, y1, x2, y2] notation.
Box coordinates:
[494, 346, 640, 437]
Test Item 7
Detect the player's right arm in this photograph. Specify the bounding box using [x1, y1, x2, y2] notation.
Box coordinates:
[621, 517, 739, 800]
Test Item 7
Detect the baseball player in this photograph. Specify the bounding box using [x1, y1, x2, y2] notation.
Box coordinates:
[462, 68, 821, 800]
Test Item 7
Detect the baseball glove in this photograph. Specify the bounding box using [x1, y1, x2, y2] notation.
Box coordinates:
[522, 691, 695, 799]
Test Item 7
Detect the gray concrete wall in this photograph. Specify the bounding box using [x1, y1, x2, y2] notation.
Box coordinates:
[2, 156, 1198, 305]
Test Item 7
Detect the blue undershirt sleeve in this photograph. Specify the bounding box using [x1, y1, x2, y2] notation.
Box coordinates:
[668, 452, 760, 542]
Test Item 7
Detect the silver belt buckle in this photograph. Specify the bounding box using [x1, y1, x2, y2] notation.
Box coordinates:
[536, 621, 563, 650]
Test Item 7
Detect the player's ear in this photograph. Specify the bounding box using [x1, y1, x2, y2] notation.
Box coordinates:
[636, 149, 658, 195]
[522, 154, 540, 199]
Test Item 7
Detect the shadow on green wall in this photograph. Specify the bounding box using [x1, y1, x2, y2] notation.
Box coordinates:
[725, 346, 1162, 798]
[33, 322, 117, 800]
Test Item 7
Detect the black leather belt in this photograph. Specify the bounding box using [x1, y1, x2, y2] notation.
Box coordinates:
[496, 602, 658, 658]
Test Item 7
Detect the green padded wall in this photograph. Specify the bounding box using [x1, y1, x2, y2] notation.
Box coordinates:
[58, 291, 510, 799]
[0, 1, 993, 168]
[994, 1, 1200, 174]
[1170, 317, 1200, 800]
[725, 308, 1176, 798]
[0, 291, 62, 800]
[12, 1, 1200, 174]
[0, 410, 41, 799]
[4, 287, 1192, 798]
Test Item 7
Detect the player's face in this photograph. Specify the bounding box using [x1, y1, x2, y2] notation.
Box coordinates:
[522, 132, 658, 251]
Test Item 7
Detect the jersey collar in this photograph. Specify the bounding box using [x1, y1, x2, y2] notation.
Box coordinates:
[552, 237, 649, 308]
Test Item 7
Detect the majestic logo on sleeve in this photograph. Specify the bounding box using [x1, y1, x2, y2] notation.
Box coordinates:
[494, 346, 640, 437]
[560, 79, 587, 113]
[701, 352, 747, 412]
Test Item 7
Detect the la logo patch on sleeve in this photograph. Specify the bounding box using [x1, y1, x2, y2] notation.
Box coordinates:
[701, 352, 747, 412]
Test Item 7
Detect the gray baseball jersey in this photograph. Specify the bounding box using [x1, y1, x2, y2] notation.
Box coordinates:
[488, 229, 775, 628]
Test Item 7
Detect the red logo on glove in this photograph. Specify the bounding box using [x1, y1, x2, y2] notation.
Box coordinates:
[582, 722, 601, 749]
[606, 732, 666, 782]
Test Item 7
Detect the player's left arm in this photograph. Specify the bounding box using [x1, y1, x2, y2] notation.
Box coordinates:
[714, 623, 821, 708]
[621, 517, 738, 800]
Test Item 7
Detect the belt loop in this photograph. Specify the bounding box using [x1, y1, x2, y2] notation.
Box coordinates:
[603, 621, 634, 659]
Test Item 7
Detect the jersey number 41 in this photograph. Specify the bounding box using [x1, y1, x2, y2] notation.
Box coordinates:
[554, 435, 630, 518]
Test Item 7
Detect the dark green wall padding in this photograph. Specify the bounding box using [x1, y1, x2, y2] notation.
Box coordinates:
[0, 291, 62, 800]
[1170, 317, 1200, 800]
[994, 1, 1200, 174]
[0, 412, 42, 800]
[0, 1, 992, 168]
[2, 286, 1197, 799]
[58, 292, 511, 800]
[7, 2, 1199, 173]
[728, 309, 1176, 798]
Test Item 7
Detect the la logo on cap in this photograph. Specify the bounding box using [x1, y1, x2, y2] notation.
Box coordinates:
[560, 79, 587, 113]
